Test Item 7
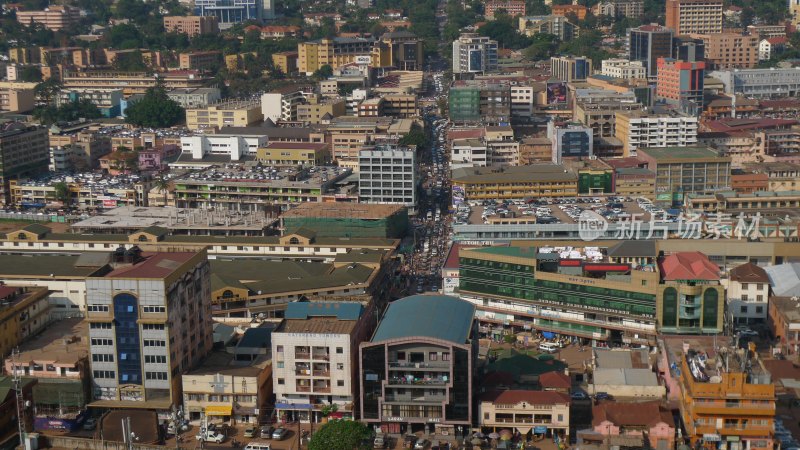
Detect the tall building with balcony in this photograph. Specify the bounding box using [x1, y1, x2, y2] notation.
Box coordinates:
[665, 0, 723, 35]
[657, 252, 724, 334]
[656, 57, 705, 108]
[615, 109, 698, 156]
[86, 249, 213, 410]
[272, 302, 372, 423]
[628, 24, 673, 78]
[358, 145, 418, 212]
[701, 33, 759, 70]
[677, 344, 774, 450]
[452, 34, 499, 75]
[360, 295, 476, 436]
[16, 5, 80, 31]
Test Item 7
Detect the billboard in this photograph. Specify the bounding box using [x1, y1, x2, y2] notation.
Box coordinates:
[355, 55, 371, 65]
[547, 81, 566, 104]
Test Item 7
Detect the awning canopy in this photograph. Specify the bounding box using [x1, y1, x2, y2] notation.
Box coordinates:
[205, 405, 233, 416]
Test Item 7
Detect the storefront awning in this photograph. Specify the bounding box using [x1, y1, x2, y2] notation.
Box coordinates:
[205, 405, 233, 416]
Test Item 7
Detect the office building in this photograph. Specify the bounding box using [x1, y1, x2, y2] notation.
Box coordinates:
[452, 34, 499, 75]
[327, 116, 410, 166]
[16, 5, 80, 31]
[601, 59, 646, 79]
[628, 24, 673, 78]
[0, 85, 35, 113]
[194, 0, 274, 28]
[358, 146, 418, 211]
[62, 70, 210, 97]
[378, 31, 424, 71]
[518, 15, 580, 41]
[58, 89, 123, 118]
[0, 286, 51, 358]
[185, 99, 264, 131]
[638, 146, 730, 200]
[672, 35, 705, 62]
[86, 249, 213, 409]
[480, 391, 570, 438]
[450, 139, 488, 169]
[547, 122, 593, 163]
[656, 57, 704, 107]
[451, 165, 578, 201]
[665, 0, 724, 35]
[593, 0, 644, 18]
[448, 83, 511, 123]
[551, 4, 588, 19]
[256, 142, 330, 166]
[261, 86, 313, 122]
[297, 96, 346, 124]
[573, 90, 641, 137]
[701, 33, 759, 70]
[273, 302, 372, 423]
[179, 51, 222, 70]
[166, 88, 222, 109]
[180, 130, 267, 161]
[672, 340, 774, 450]
[272, 51, 299, 74]
[709, 68, 800, 99]
[298, 37, 376, 75]
[0, 122, 49, 205]
[360, 295, 476, 436]
[550, 56, 592, 82]
[485, 0, 526, 19]
[163, 16, 219, 36]
[723, 263, 770, 326]
[658, 252, 724, 334]
[615, 110, 699, 156]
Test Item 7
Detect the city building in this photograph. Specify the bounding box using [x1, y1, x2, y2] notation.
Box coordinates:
[759, 37, 788, 61]
[547, 122, 593, 163]
[628, 24, 674, 78]
[0, 84, 35, 113]
[588, 348, 665, 399]
[194, 0, 274, 28]
[273, 302, 372, 423]
[657, 252, 724, 334]
[479, 391, 570, 438]
[451, 165, 578, 201]
[0, 285, 52, 357]
[613, 167, 656, 198]
[451, 139, 489, 169]
[360, 295, 476, 436]
[769, 296, 800, 356]
[256, 142, 330, 166]
[449, 83, 511, 123]
[163, 16, 220, 37]
[58, 88, 123, 118]
[518, 15, 580, 41]
[182, 350, 271, 424]
[550, 4, 588, 19]
[180, 129, 267, 161]
[272, 51, 299, 74]
[261, 86, 313, 122]
[16, 5, 81, 31]
[701, 33, 759, 70]
[86, 250, 213, 409]
[574, 98, 642, 138]
[4, 318, 89, 432]
[48, 123, 112, 171]
[665, 0, 723, 35]
[378, 31, 425, 71]
[358, 146, 418, 211]
[297, 96, 346, 124]
[62, 70, 210, 97]
[550, 56, 592, 82]
[709, 68, 800, 99]
[280, 203, 409, 239]
[723, 263, 770, 326]
[656, 57, 705, 108]
[792, 0, 800, 27]
[452, 34, 499, 75]
[671, 341, 774, 450]
[672, 35, 705, 62]
[592, 0, 644, 18]
[600, 59, 646, 79]
[615, 109, 699, 156]
[577, 401, 675, 449]
[485, 0, 526, 19]
[637, 147, 731, 201]
[260, 25, 301, 39]
[179, 51, 222, 70]
[298, 37, 376, 75]
[0, 122, 49, 205]
[166, 88, 222, 108]
[327, 117, 412, 166]
[185, 99, 264, 131]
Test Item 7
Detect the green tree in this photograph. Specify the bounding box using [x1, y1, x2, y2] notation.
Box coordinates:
[308, 420, 371, 450]
[32, 99, 102, 125]
[399, 125, 427, 150]
[312, 64, 334, 81]
[34, 78, 62, 106]
[125, 86, 185, 128]
[53, 182, 70, 203]
[18, 66, 42, 82]
[112, 51, 148, 71]
[154, 176, 171, 205]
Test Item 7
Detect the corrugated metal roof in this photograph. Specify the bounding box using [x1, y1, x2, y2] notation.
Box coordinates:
[765, 263, 800, 297]
[371, 295, 475, 344]
[284, 302, 364, 320]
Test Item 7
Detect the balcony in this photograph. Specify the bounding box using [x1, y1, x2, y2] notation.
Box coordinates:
[312, 370, 330, 377]
[313, 386, 331, 393]
[295, 369, 311, 377]
[388, 361, 451, 370]
[295, 352, 311, 359]
[387, 377, 448, 386]
[312, 352, 330, 361]
[296, 386, 311, 392]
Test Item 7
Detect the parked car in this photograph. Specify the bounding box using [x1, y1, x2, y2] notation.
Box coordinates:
[83, 418, 98, 430]
[196, 431, 225, 443]
[594, 392, 612, 401]
[272, 428, 289, 441]
[244, 427, 257, 438]
[374, 434, 388, 448]
[259, 426, 275, 439]
[414, 439, 431, 449]
[571, 390, 589, 400]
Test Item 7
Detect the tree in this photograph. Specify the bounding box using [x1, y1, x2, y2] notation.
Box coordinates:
[34, 79, 62, 106]
[125, 86, 185, 128]
[53, 182, 70, 203]
[308, 420, 371, 450]
[154, 176, 171, 205]
[33, 99, 102, 125]
[399, 125, 427, 150]
[113, 51, 148, 71]
[312, 64, 334, 81]
[18, 66, 43, 82]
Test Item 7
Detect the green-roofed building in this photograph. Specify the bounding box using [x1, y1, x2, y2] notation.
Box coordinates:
[637, 146, 731, 205]
[280, 203, 409, 239]
[359, 295, 476, 435]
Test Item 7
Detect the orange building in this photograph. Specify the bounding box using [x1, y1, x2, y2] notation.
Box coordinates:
[485, 0, 526, 19]
[678, 347, 775, 450]
[16, 5, 80, 31]
[551, 4, 588, 20]
[731, 173, 769, 193]
[666, 0, 723, 35]
[163, 16, 219, 37]
[179, 51, 222, 70]
[701, 33, 759, 69]
[656, 57, 705, 106]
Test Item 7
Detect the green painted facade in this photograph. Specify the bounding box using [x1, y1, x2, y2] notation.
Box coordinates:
[448, 87, 481, 122]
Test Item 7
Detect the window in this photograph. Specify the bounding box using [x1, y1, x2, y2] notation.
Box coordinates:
[757, 283, 764, 290]
[740, 306, 748, 313]
[757, 295, 763, 302]
[91, 338, 113, 346]
[93, 370, 115, 379]
[90, 323, 112, 329]
[741, 283, 748, 289]
[277, 345, 284, 353]
[429, 352, 438, 361]
[337, 363, 344, 370]
[277, 361, 284, 368]
[144, 339, 166, 347]
[92, 354, 114, 362]
[557, 414, 564, 422]
[741, 295, 748, 302]
[278, 378, 285, 385]
[87, 305, 109, 312]
[337, 380, 344, 387]
[143, 306, 166, 313]
[756, 306, 764, 314]
[484, 412, 490, 420]
[396, 351, 406, 360]
[336, 347, 343, 354]
[142, 323, 165, 330]
[145, 355, 167, 364]
[442, 353, 450, 361]
[145, 371, 168, 381]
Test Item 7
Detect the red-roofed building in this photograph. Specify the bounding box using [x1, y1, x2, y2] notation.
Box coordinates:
[704, 118, 798, 133]
[657, 252, 724, 334]
[538, 370, 571, 392]
[578, 401, 675, 449]
[759, 36, 788, 61]
[723, 262, 770, 325]
[261, 25, 301, 39]
[479, 390, 570, 436]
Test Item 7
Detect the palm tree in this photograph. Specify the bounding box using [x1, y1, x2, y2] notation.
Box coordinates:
[154, 176, 171, 206]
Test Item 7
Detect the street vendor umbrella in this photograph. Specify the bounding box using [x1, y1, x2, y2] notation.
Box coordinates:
[488, 432, 500, 439]
[499, 430, 513, 440]
[473, 432, 485, 438]
[471, 437, 484, 445]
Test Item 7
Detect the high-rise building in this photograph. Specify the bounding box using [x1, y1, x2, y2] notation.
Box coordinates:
[16, 5, 80, 31]
[452, 34, 499, 75]
[0, 122, 49, 205]
[656, 57, 705, 108]
[358, 145, 418, 212]
[298, 37, 377, 75]
[550, 56, 592, 82]
[485, 0, 526, 19]
[615, 110, 699, 156]
[86, 249, 213, 409]
[665, 0, 723, 35]
[628, 24, 674, 78]
[547, 122, 593, 163]
[672, 35, 705, 62]
[194, 0, 274, 28]
[701, 33, 759, 69]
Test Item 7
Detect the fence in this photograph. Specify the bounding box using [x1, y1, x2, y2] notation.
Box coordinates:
[43, 435, 168, 450]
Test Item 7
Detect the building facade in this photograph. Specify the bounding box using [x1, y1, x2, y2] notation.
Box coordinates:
[709, 68, 800, 99]
[550, 56, 592, 82]
[452, 34, 499, 75]
[665, 0, 724, 35]
[186, 99, 264, 131]
[702, 33, 759, 70]
[723, 262, 770, 326]
[637, 147, 731, 200]
[657, 252, 724, 334]
[615, 110, 699, 156]
[479, 391, 570, 438]
[0, 122, 49, 205]
[358, 146, 418, 212]
[628, 24, 673, 78]
[656, 57, 705, 107]
[163, 16, 219, 36]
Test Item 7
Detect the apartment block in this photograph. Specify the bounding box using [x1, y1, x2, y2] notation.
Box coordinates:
[615, 110, 699, 156]
[701, 33, 759, 70]
[186, 99, 264, 131]
[166, 88, 222, 108]
[722, 263, 770, 326]
[273, 302, 372, 423]
[0, 85, 35, 113]
[485, 0, 526, 19]
[550, 56, 592, 82]
[297, 96, 346, 124]
[452, 34, 498, 75]
[637, 146, 731, 199]
[179, 51, 222, 70]
[62, 70, 209, 96]
[547, 122, 593, 163]
[0, 122, 49, 205]
[358, 145, 418, 210]
[593, 0, 644, 18]
[16, 5, 80, 31]
[86, 249, 213, 409]
[272, 51, 299, 74]
[656, 57, 705, 107]
[518, 15, 581, 41]
[601, 59, 646, 79]
[261, 86, 313, 122]
[163, 15, 219, 36]
[665, 0, 723, 35]
[298, 37, 376, 75]
[550, 4, 588, 19]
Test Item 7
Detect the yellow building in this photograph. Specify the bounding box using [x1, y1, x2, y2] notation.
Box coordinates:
[186, 99, 264, 131]
[9, 47, 40, 64]
[272, 51, 299, 74]
[62, 70, 209, 96]
[0, 285, 52, 358]
[297, 96, 346, 124]
[299, 37, 381, 75]
[256, 142, 331, 166]
[451, 165, 578, 201]
[225, 52, 258, 71]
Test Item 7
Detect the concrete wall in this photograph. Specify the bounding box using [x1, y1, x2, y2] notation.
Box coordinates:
[589, 383, 666, 398]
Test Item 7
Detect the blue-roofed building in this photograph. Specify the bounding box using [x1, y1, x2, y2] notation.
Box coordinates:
[359, 295, 477, 436]
[272, 301, 372, 424]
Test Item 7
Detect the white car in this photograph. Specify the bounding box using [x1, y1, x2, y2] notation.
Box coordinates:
[196, 431, 225, 443]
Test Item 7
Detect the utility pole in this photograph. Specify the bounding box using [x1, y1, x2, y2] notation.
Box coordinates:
[12, 348, 27, 450]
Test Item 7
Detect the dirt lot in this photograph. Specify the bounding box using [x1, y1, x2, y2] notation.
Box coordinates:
[0, 219, 70, 233]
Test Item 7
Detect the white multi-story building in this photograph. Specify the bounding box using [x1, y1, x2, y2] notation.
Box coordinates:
[722, 262, 770, 326]
[272, 302, 371, 423]
[167, 88, 222, 108]
[510, 85, 535, 119]
[180, 130, 268, 161]
[451, 138, 489, 169]
[601, 58, 646, 79]
[86, 249, 213, 409]
[261, 88, 311, 122]
[709, 68, 800, 98]
[358, 145, 418, 212]
[615, 109, 698, 156]
[452, 33, 498, 75]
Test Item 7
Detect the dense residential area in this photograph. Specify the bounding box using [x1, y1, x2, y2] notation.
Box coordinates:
[1, 0, 800, 449]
